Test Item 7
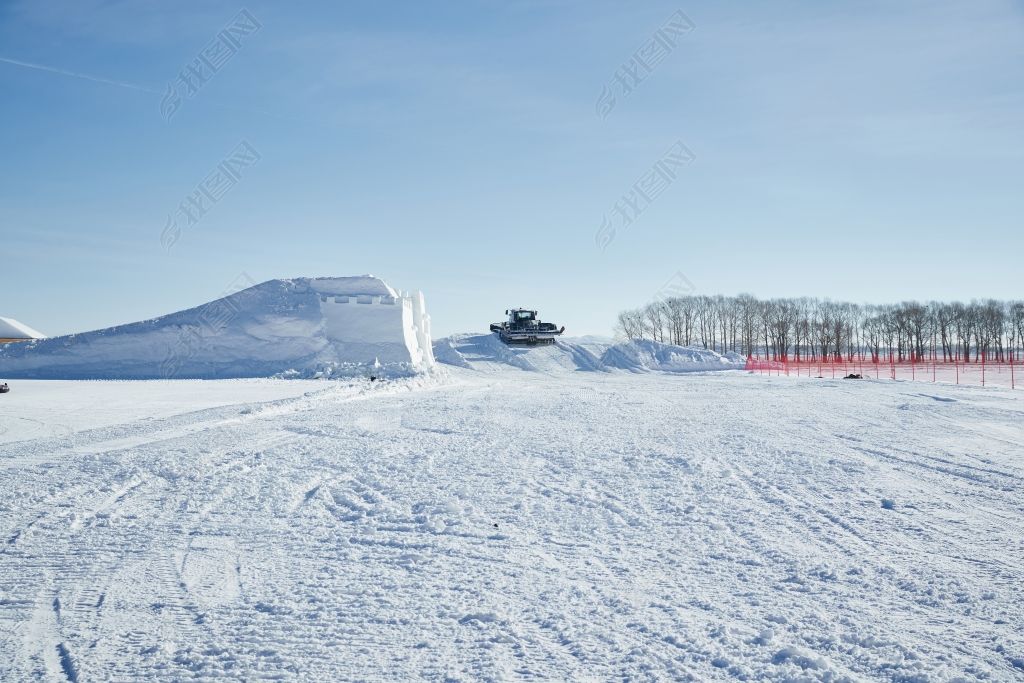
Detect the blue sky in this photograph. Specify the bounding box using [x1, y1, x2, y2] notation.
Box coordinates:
[1, 0, 1022, 338]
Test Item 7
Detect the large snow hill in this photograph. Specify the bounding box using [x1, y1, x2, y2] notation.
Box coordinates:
[0, 276, 435, 380]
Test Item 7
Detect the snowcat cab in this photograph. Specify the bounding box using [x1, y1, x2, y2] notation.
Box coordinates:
[489, 308, 565, 346]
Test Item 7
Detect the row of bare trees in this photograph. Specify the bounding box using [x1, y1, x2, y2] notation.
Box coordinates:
[616, 295, 1024, 362]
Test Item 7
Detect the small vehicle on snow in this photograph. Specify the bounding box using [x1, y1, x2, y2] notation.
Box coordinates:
[0, 383, 10, 394]
[489, 309, 565, 346]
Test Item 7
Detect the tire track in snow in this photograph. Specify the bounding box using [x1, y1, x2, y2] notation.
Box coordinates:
[3, 371, 1023, 679]
[2, 426, 309, 677]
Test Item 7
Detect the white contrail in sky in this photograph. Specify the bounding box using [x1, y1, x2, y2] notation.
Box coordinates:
[0, 56, 162, 95]
[0, 54, 342, 129]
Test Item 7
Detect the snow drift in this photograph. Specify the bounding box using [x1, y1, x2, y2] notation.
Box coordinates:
[434, 333, 744, 374]
[600, 339, 746, 373]
[0, 276, 435, 379]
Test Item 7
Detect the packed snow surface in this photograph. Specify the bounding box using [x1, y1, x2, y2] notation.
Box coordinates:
[1, 366, 1022, 680]
[0, 379, 330, 445]
[0, 276, 434, 380]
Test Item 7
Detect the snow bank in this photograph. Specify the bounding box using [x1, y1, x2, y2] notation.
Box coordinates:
[600, 339, 745, 373]
[434, 333, 743, 374]
[0, 276, 435, 379]
[432, 333, 595, 373]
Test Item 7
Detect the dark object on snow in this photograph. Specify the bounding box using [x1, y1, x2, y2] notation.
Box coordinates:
[0, 383, 9, 394]
[881, 498, 896, 510]
[843, 374, 863, 380]
[369, 376, 377, 382]
[490, 308, 565, 346]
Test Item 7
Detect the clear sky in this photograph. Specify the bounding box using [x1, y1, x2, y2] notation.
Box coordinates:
[1, 0, 1022, 338]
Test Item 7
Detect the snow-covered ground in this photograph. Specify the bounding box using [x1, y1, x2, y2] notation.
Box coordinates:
[0, 379, 330, 445]
[1, 367, 1023, 680]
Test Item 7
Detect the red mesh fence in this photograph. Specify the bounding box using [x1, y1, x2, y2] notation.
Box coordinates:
[744, 354, 1017, 389]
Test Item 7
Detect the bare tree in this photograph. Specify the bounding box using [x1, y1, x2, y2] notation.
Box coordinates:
[614, 294, 1021, 362]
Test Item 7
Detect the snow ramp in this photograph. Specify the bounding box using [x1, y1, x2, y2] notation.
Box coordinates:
[0, 276, 435, 379]
[434, 333, 744, 374]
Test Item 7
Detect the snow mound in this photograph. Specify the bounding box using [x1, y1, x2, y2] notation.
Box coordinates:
[0, 316, 45, 340]
[434, 333, 743, 374]
[0, 276, 435, 379]
[433, 333, 606, 374]
[600, 339, 746, 373]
